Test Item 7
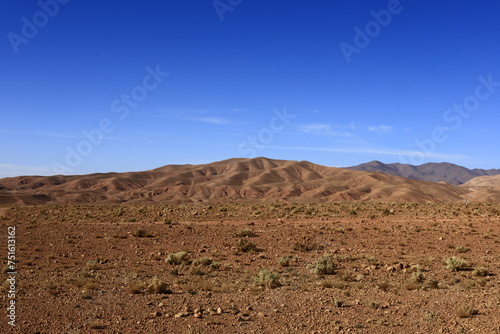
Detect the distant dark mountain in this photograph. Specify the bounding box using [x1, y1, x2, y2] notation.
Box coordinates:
[345, 161, 500, 185]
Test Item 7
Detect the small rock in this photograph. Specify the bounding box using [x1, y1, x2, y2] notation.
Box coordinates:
[174, 312, 189, 318]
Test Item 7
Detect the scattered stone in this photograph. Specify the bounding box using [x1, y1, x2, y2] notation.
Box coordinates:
[174, 312, 189, 318]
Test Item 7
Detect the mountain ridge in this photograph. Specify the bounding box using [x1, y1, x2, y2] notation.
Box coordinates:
[2, 157, 495, 205]
[345, 161, 500, 185]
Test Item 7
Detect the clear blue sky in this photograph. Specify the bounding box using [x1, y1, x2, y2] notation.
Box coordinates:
[1, 0, 500, 177]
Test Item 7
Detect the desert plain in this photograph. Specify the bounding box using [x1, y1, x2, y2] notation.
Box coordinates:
[1, 202, 500, 333]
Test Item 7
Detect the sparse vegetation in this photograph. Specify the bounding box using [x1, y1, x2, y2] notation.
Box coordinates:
[147, 277, 171, 294]
[455, 246, 470, 253]
[5, 202, 500, 333]
[165, 251, 191, 265]
[456, 305, 478, 318]
[292, 237, 323, 252]
[312, 252, 335, 275]
[236, 237, 258, 253]
[473, 267, 489, 277]
[233, 227, 257, 238]
[254, 269, 281, 289]
[277, 256, 297, 267]
[132, 229, 153, 238]
[444, 256, 469, 271]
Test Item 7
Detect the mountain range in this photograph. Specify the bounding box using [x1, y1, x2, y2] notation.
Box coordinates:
[1, 157, 499, 205]
[345, 161, 500, 185]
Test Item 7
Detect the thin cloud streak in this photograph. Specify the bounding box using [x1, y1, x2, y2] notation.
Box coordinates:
[190, 117, 232, 125]
[0, 164, 53, 177]
[298, 123, 354, 137]
[264, 145, 467, 161]
[367, 125, 394, 133]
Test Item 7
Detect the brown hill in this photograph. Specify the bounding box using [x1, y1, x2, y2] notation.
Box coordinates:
[460, 175, 500, 203]
[346, 161, 500, 185]
[462, 174, 500, 187]
[0, 157, 488, 205]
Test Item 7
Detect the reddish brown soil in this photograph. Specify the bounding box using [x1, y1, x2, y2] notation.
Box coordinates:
[1, 203, 500, 333]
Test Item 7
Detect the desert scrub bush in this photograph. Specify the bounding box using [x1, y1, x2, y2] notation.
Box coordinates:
[127, 282, 146, 294]
[254, 269, 281, 289]
[455, 305, 478, 318]
[147, 277, 172, 294]
[277, 256, 297, 267]
[407, 264, 424, 283]
[455, 246, 470, 253]
[376, 280, 391, 291]
[472, 267, 489, 277]
[132, 229, 153, 238]
[192, 257, 218, 268]
[425, 279, 440, 289]
[335, 254, 358, 262]
[333, 299, 344, 308]
[89, 321, 106, 330]
[291, 237, 323, 252]
[444, 256, 468, 271]
[188, 257, 220, 275]
[236, 237, 258, 253]
[233, 228, 257, 238]
[312, 252, 335, 275]
[165, 251, 191, 265]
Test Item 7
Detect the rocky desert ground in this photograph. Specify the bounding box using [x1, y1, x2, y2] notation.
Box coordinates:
[1, 202, 500, 333]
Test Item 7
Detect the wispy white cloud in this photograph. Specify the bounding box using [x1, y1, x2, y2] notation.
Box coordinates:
[231, 108, 247, 113]
[2, 130, 80, 139]
[367, 125, 394, 133]
[298, 123, 353, 137]
[0, 164, 53, 178]
[263, 145, 467, 161]
[190, 117, 232, 125]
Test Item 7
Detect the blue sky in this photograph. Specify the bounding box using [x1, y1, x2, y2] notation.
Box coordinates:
[1, 0, 500, 177]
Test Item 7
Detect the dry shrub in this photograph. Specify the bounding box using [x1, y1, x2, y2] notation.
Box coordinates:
[312, 253, 335, 275]
[165, 251, 190, 265]
[472, 267, 489, 277]
[233, 228, 257, 238]
[456, 305, 478, 318]
[236, 238, 258, 253]
[147, 277, 171, 294]
[444, 256, 468, 271]
[254, 269, 281, 289]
